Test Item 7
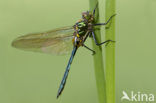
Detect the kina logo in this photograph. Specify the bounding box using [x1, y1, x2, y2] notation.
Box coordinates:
[121, 90, 155, 102]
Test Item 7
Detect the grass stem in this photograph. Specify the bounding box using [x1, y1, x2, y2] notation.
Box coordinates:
[105, 0, 116, 103]
[89, 0, 107, 103]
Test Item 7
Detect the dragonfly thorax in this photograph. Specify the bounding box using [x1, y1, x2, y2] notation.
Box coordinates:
[76, 21, 87, 36]
[72, 11, 94, 47]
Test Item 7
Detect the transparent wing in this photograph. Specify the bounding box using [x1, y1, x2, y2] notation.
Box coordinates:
[12, 26, 74, 55]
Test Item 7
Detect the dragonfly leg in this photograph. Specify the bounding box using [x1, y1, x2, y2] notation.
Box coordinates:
[92, 31, 115, 46]
[83, 44, 95, 55]
[94, 14, 116, 26]
[89, 32, 92, 37]
[93, 3, 98, 17]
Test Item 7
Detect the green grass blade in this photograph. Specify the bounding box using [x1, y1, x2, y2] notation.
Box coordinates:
[89, 0, 107, 103]
[105, 0, 116, 103]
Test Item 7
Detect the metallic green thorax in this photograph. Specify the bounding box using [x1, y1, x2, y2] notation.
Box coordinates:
[77, 21, 87, 36]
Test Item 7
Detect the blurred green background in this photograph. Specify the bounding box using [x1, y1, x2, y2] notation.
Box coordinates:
[0, 0, 156, 103]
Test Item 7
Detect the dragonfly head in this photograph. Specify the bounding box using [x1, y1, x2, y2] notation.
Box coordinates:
[82, 11, 93, 22]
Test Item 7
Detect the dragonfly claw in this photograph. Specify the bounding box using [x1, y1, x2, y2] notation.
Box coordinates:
[92, 51, 96, 55]
[105, 40, 116, 46]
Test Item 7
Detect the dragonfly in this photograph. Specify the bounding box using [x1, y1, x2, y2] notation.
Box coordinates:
[11, 4, 115, 98]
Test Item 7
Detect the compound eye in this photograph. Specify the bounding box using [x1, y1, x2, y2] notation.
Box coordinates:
[82, 12, 88, 19]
